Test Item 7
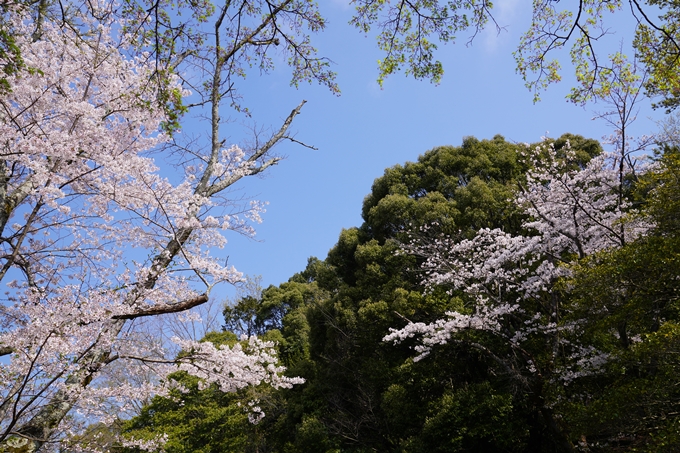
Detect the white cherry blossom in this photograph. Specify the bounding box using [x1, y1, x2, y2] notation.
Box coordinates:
[388, 139, 650, 385]
[0, 12, 302, 451]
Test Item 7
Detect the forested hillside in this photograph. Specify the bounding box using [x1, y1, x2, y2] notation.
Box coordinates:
[121, 133, 680, 452]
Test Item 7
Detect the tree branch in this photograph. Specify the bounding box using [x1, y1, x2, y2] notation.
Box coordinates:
[112, 294, 209, 320]
[206, 99, 307, 196]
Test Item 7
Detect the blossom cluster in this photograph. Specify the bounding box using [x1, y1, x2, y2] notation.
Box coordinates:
[387, 139, 650, 384]
[0, 13, 296, 449]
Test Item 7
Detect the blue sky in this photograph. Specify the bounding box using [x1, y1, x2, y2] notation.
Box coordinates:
[211, 0, 665, 299]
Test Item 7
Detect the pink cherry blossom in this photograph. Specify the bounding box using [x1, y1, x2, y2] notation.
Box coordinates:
[0, 12, 301, 451]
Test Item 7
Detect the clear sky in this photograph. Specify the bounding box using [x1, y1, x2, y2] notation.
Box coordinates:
[208, 0, 665, 301]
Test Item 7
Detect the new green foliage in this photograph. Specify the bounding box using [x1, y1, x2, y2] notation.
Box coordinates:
[249, 134, 597, 451]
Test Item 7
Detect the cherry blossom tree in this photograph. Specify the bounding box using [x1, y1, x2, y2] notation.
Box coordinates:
[385, 139, 650, 452]
[0, 0, 335, 450]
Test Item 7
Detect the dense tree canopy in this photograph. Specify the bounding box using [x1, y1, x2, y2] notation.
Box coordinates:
[127, 133, 667, 453]
[125, 131, 680, 452]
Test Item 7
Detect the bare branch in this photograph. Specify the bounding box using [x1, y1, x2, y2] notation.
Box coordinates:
[112, 294, 209, 320]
